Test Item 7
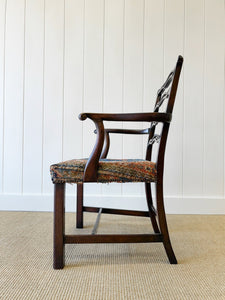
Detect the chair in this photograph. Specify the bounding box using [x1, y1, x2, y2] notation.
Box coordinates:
[50, 55, 183, 269]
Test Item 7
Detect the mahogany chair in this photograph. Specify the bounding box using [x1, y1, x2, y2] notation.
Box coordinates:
[50, 55, 183, 269]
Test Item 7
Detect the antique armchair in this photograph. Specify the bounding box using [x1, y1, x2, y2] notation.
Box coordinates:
[50, 55, 183, 269]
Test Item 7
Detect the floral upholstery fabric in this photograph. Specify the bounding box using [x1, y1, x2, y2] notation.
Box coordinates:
[50, 159, 157, 184]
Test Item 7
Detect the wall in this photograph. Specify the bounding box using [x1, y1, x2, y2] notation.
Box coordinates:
[0, 0, 224, 213]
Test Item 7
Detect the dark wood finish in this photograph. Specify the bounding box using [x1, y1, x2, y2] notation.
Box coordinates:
[65, 234, 163, 244]
[76, 183, 83, 228]
[156, 179, 177, 264]
[79, 112, 172, 123]
[53, 56, 183, 268]
[100, 131, 110, 158]
[105, 128, 149, 134]
[53, 183, 65, 269]
[83, 119, 104, 182]
[83, 206, 150, 217]
[145, 183, 160, 233]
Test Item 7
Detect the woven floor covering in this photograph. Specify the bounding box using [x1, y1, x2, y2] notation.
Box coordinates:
[0, 212, 225, 300]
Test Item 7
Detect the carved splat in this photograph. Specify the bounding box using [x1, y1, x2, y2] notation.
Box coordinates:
[154, 71, 175, 112]
[148, 134, 161, 146]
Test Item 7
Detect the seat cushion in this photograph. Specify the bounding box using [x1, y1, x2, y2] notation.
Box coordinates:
[50, 159, 157, 184]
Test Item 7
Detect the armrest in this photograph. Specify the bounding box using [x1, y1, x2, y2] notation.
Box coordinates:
[79, 112, 172, 123]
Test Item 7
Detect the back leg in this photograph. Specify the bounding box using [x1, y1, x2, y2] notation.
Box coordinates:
[156, 181, 177, 264]
[76, 183, 83, 228]
[145, 183, 160, 233]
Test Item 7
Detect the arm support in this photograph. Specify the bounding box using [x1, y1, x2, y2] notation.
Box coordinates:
[79, 112, 172, 181]
[82, 119, 105, 182]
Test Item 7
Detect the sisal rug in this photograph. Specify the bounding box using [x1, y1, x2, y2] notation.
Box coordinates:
[0, 211, 225, 299]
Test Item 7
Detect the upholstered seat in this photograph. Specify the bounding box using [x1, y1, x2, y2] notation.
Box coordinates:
[50, 159, 157, 184]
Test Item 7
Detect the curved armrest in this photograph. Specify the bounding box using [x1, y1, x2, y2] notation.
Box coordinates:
[79, 112, 172, 123]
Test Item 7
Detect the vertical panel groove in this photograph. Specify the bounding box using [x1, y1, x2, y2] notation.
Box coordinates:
[21, 0, 26, 194]
[182, 0, 186, 198]
[62, 0, 65, 160]
[1, 0, 7, 192]
[122, 0, 125, 115]
[141, 0, 145, 157]
[121, 0, 125, 194]
[81, 0, 86, 158]
[202, 0, 206, 195]
[41, 0, 46, 194]
[141, 0, 146, 159]
[121, 0, 125, 164]
[102, 0, 105, 113]
[181, 0, 186, 198]
[223, 0, 225, 197]
[163, 0, 165, 79]
[142, 0, 145, 113]
[141, 0, 145, 156]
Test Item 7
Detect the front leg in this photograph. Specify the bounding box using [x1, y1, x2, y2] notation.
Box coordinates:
[76, 183, 83, 228]
[53, 183, 65, 269]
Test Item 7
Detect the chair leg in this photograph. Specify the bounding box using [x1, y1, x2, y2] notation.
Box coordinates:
[145, 183, 160, 233]
[156, 182, 177, 264]
[76, 183, 83, 228]
[53, 183, 65, 269]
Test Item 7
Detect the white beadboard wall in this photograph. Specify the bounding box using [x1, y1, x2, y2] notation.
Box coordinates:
[0, 0, 225, 213]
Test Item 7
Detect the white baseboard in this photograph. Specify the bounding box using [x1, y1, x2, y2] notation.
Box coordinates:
[0, 193, 225, 214]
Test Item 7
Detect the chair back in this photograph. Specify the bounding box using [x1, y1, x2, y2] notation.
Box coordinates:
[146, 56, 183, 177]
